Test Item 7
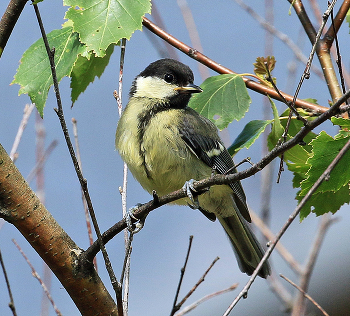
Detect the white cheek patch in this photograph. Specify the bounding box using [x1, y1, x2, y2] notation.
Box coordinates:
[134, 76, 177, 99]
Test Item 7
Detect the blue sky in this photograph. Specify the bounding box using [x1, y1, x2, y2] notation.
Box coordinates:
[1, 1, 350, 315]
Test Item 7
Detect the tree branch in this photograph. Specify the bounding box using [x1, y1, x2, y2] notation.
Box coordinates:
[0, 144, 118, 315]
[84, 87, 350, 261]
[142, 17, 329, 114]
[223, 134, 350, 315]
[0, 0, 28, 57]
[324, 0, 350, 49]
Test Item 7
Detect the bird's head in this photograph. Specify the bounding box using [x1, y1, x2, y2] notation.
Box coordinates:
[130, 59, 202, 108]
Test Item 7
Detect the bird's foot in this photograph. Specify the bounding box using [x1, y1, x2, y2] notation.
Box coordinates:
[125, 204, 147, 234]
[183, 179, 200, 209]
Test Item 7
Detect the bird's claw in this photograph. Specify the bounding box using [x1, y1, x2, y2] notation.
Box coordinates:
[183, 179, 200, 209]
[125, 204, 146, 234]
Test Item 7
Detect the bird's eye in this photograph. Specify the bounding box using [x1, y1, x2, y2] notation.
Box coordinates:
[164, 74, 174, 83]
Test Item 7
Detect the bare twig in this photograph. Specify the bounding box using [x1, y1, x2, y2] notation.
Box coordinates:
[174, 256, 220, 314]
[0, 248, 17, 316]
[26, 140, 58, 184]
[174, 284, 238, 316]
[12, 239, 62, 316]
[120, 232, 133, 286]
[292, 0, 337, 107]
[146, 1, 179, 60]
[234, 0, 323, 79]
[177, 0, 210, 80]
[324, 0, 350, 49]
[291, 214, 337, 316]
[34, 111, 52, 316]
[9, 103, 35, 162]
[71, 118, 97, 270]
[266, 271, 293, 311]
[223, 136, 350, 315]
[250, 210, 303, 275]
[260, 0, 274, 230]
[116, 37, 132, 316]
[281, 274, 330, 316]
[290, 0, 342, 104]
[31, 2, 123, 314]
[330, 9, 348, 108]
[170, 235, 194, 316]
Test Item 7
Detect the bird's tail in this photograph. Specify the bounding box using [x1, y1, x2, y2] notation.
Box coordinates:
[218, 212, 271, 278]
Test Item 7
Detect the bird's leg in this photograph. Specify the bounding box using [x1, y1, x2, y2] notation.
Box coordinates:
[125, 204, 147, 233]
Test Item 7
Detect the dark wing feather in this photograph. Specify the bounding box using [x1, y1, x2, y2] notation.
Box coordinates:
[179, 108, 251, 222]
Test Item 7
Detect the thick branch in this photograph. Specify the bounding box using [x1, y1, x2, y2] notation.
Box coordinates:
[0, 144, 118, 316]
[324, 0, 350, 49]
[0, 0, 28, 57]
[290, 0, 343, 103]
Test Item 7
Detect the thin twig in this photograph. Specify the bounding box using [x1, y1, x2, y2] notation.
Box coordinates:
[265, 64, 307, 124]
[323, 0, 350, 49]
[285, 27, 306, 94]
[292, 0, 337, 107]
[266, 271, 293, 311]
[177, 0, 210, 80]
[9, 103, 35, 162]
[142, 17, 329, 114]
[170, 235, 194, 316]
[291, 214, 337, 316]
[31, 2, 123, 314]
[223, 136, 350, 315]
[71, 118, 97, 270]
[26, 140, 58, 184]
[330, 8, 348, 114]
[116, 37, 132, 316]
[260, 0, 274, 231]
[0, 248, 17, 316]
[174, 256, 220, 314]
[34, 111, 52, 316]
[12, 239, 62, 316]
[146, 1, 179, 59]
[174, 284, 238, 316]
[234, 0, 323, 79]
[280, 274, 330, 316]
[250, 210, 303, 275]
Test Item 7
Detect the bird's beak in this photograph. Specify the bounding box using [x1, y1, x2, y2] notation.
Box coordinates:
[174, 83, 202, 94]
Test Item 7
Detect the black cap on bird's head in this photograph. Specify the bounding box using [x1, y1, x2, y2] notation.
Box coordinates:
[130, 59, 202, 108]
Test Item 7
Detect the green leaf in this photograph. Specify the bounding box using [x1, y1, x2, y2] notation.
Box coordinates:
[70, 44, 115, 104]
[298, 185, 350, 220]
[12, 27, 85, 116]
[303, 98, 318, 105]
[267, 97, 284, 150]
[189, 74, 251, 130]
[300, 131, 350, 195]
[64, 0, 151, 57]
[331, 117, 350, 128]
[227, 119, 272, 155]
[346, 9, 350, 28]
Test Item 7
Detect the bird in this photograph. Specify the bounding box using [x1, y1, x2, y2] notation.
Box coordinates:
[115, 58, 271, 278]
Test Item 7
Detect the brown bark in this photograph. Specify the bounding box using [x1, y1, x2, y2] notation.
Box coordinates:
[0, 144, 118, 316]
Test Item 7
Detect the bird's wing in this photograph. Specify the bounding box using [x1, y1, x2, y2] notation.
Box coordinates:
[179, 108, 251, 222]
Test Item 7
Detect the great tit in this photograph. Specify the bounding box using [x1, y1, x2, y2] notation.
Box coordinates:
[115, 58, 271, 278]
